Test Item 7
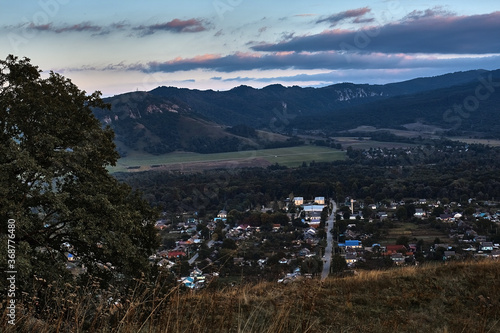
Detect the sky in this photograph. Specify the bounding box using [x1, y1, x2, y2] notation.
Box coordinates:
[1, 0, 500, 96]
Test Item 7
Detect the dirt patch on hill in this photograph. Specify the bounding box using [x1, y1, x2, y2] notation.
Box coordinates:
[148, 157, 272, 173]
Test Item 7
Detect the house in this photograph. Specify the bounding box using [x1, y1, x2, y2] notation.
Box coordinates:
[344, 229, 359, 239]
[438, 214, 455, 222]
[180, 276, 196, 289]
[475, 235, 487, 243]
[444, 251, 456, 259]
[480, 242, 494, 251]
[349, 211, 363, 220]
[304, 228, 317, 237]
[345, 253, 357, 265]
[233, 257, 244, 264]
[390, 253, 405, 265]
[308, 213, 321, 227]
[180, 268, 206, 289]
[167, 250, 186, 259]
[378, 212, 388, 220]
[385, 245, 407, 255]
[414, 208, 426, 218]
[314, 197, 325, 205]
[434, 243, 450, 250]
[293, 197, 304, 206]
[157, 259, 175, 269]
[214, 210, 227, 222]
[408, 244, 418, 252]
[155, 220, 168, 230]
[298, 248, 311, 257]
[236, 224, 250, 231]
[345, 240, 362, 250]
[303, 205, 325, 212]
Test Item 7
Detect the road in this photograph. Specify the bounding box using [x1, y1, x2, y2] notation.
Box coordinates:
[321, 200, 337, 280]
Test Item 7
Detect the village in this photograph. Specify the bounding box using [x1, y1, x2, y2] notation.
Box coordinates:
[147, 196, 500, 289]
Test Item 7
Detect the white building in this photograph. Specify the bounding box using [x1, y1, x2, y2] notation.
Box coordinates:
[314, 197, 325, 205]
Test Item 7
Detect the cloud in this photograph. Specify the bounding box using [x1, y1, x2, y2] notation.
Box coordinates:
[16, 22, 104, 34]
[403, 7, 454, 21]
[111, 51, 500, 74]
[295, 14, 317, 17]
[252, 11, 500, 54]
[4, 18, 207, 36]
[353, 17, 375, 24]
[317, 7, 371, 26]
[134, 18, 208, 35]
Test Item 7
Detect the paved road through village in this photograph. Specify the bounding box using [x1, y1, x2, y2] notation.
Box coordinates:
[321, 200, 337, 280]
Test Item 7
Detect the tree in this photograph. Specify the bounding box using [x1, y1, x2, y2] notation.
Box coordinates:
[0, 56, 159, 294]
[331, 254, 348, 273]
[395, 206, 407, 220]
[396, 236, 410, 247]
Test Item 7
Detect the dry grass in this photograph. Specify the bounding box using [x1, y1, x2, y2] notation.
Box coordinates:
[2, 260, 500, 332]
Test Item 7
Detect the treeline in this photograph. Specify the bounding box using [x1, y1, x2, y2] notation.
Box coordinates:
[185, 136, 250, 154]
[336, 130, 416, 144]
[225, 124, 257, 138]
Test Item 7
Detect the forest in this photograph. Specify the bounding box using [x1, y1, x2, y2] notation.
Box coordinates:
[117, 139, 500, 216]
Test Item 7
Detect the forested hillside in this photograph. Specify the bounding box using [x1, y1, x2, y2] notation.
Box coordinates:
[93, 69, 500, 155]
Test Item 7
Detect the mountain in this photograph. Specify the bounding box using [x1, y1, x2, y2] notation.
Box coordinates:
[145, 70, 488, 129]
[92, 91, 294, 156]
[291, 69, 500, 136]
[92, 69, 500, 155]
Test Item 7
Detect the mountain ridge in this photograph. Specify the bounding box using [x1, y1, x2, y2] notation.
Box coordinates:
[93, 69, 500, 155]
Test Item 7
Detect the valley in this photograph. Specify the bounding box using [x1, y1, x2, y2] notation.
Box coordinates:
[110, 145, 346, 173]
[3, 1, 500, 330]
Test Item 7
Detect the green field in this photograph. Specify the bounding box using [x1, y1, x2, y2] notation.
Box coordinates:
[109, 145, 346, 173]
[383, 222, 451, 244]
[333, 137, 418, 149]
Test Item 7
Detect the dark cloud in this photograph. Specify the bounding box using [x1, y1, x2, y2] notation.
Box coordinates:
[135, 18, 208, 35]
[317, 7, 371, 26]
[353, 17, 375, 24]
[5, 19, 207, 36]
[122, 51, 500, 74]
[252, 11, 500, 54]
[53, 22, 103, 33]
[20, 22, 103, 34]
[403, 7, 454, 21]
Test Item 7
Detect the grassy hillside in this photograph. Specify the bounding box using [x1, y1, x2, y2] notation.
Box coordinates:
[110, 145, 346, 173]
[4, 260, 499, 332]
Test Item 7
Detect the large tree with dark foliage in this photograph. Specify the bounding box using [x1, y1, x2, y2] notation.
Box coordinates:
[0, 56, 159, 293]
